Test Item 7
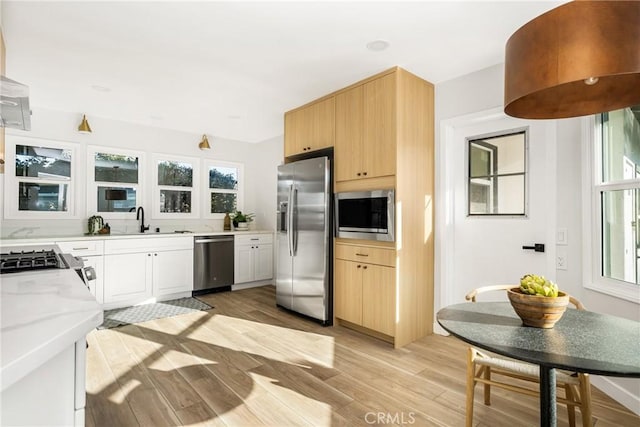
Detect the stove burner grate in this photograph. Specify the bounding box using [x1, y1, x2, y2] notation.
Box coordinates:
[0, 249, 61, 274]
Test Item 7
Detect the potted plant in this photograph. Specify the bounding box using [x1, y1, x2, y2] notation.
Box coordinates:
[507, 274, 570, 328]
[230, 210, 255, 230]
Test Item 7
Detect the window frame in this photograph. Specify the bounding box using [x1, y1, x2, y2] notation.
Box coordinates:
[4, 136, 80, 219]
[151, 153, 200, 219]
[202, 160, 244, 219]
[86, 145, 144, 220]
[465, 127, 529, 217]
[582, 114, 640, 303]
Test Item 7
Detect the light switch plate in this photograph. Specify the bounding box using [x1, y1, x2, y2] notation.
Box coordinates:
[556, 228, 568, 245]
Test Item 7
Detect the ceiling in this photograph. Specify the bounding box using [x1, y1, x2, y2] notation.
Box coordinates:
[1, 1, 564, 143]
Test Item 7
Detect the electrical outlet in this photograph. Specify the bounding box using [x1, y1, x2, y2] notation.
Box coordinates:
[556, 247, 568, 270]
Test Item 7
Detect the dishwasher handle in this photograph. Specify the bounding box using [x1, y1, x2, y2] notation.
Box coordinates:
[195, 237, 234, 243]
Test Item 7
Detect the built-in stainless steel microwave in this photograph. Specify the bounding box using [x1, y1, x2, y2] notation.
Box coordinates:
[335, 189, 395, 242]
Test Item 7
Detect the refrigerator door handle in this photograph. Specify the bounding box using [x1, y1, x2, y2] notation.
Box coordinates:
[292, 186, 298, 256]
[288, 184, 294, 257]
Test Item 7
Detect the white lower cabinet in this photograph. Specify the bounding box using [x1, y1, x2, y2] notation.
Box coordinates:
[103, 252, 152, 304]
[234, 233, 273, 284]
[1, 339, 87, 427]
[103, 237, 193, 308]
[153, 249, 194, 296]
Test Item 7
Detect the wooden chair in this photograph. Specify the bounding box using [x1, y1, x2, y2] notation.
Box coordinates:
[464, 285, 592, 427]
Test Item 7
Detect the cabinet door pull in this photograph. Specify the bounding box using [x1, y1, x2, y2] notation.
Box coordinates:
[73, 247, 89, 251]
[250, 238, 259, 241]
[362, 265, 368, 269]
[357, 265, 361, 268]
[363, 172, 368, 176]
[357, 172, 361, 176]
[355, 253, 368, 257]
[148, 253, 151, 256]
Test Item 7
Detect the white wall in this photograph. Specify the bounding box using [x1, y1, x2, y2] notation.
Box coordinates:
[0, 107, 282, 238]
[434, 63, 506, 320]
[435, 64, 640, 412]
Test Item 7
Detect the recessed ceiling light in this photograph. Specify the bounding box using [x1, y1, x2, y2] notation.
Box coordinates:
[366, 39, 390, 52]
[91, 85, 111, 92]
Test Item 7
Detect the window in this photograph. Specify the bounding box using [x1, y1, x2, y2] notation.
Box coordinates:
[467, 129, 527, 215]
[87, 146, 142, 217]
[4, 137, 78, 219]
[203, 160, 243, 217]
[152, 154, 199, 218]
[587, 104, 640, 302]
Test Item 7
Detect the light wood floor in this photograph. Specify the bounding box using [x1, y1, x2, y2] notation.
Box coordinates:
[86, 285, 639, 426]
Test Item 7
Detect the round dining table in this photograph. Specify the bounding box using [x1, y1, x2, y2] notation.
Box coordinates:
[437, 302, 640, 427]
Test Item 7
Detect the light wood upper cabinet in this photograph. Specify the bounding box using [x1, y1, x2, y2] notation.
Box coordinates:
[335, 72, 396, 182]
[284, 96, 335, 157]
[363, 73, 396, 179]
[335, 85, 364, 181]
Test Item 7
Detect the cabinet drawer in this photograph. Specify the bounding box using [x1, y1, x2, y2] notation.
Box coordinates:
[104, 236, 193, 254]
[55, 240, 104, 256]
[235, 233, 273, 246]
[335, 243, 395, 267]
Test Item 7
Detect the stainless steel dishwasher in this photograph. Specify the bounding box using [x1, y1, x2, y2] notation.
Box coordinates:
[193, 235, 234, 295]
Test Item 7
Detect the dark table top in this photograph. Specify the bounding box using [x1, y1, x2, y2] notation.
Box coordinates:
[437, 302, 640, 377]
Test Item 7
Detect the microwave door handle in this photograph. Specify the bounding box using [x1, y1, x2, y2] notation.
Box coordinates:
[288, 184, 294, 257]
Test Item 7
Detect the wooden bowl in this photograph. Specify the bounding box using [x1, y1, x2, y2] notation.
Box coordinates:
[507, 287, 570, 328]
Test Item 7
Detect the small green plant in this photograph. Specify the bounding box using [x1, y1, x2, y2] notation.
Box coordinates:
[230, 210, 255, 226]
[520, 274, 559, 297]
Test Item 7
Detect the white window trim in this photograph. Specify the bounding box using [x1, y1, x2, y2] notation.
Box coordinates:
[202, 160, 244, 218]
[151, 153, 200, 219]
[87, 145, 144, 220]
[581, 116, 640, 304]
[4, 136, 80, 219]
[465, 127, 529, 217]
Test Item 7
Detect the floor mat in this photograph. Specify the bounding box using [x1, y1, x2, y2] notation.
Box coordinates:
[98, 297, 213, 329]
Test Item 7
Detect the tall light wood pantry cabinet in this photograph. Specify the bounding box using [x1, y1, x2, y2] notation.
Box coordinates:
[283, 67, 434, 348]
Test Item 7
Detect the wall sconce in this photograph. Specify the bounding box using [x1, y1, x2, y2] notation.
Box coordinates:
[198, 134, 211, 150]
[504, 1, 640, 119]
[78, 114, 92, 134]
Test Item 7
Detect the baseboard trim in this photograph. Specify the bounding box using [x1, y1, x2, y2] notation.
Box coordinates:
[231, 280, 271, 291]
[590, 376, 640, 416]
[433, 321, 449, 336]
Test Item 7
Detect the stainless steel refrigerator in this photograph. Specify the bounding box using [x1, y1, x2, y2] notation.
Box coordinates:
[276, 156, 332, 324]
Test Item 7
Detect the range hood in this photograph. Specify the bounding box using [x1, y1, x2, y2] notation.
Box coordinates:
[1, 76, 31, 131]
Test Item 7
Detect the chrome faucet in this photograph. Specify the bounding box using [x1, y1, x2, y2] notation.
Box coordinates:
[136, 207, 149, 233]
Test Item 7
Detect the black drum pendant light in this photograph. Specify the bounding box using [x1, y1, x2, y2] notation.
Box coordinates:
[504, 1, 640, 119]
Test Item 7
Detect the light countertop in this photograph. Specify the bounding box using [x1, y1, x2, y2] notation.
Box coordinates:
[0, 229, 274, 246]
[0, 268, 103, 391]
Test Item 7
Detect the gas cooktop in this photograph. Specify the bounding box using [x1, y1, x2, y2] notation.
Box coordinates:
[0, 249, 63, 274]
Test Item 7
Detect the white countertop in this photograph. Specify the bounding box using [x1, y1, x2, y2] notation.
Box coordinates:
[0, 268, 103, 391]
[0, 229, 274, 245]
